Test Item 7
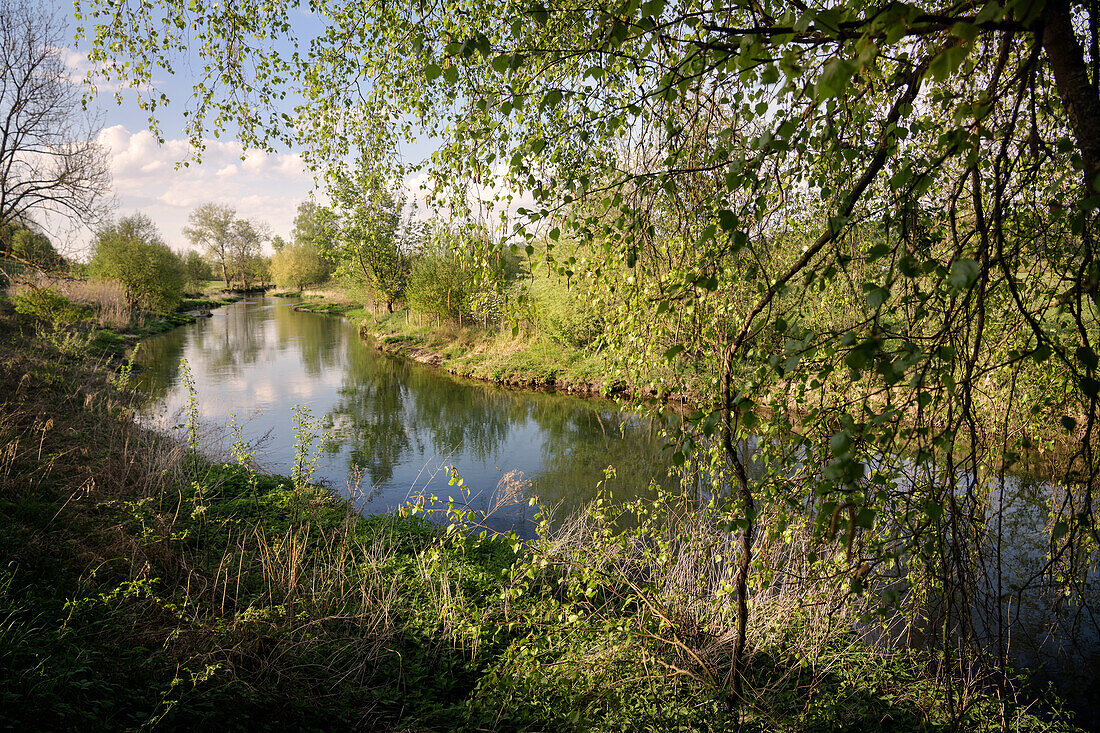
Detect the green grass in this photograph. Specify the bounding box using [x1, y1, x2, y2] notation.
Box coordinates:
[352, 308, 615, 394]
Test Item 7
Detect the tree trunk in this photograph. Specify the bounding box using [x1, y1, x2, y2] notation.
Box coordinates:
[1042, 1, 1100, 197]
[722, 344, 754, 708]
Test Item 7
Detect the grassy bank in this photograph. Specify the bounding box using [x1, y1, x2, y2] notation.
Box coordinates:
[355, 309, 615, 395]
[0, 291, 1085, 731]
[275, 288, 620, 395]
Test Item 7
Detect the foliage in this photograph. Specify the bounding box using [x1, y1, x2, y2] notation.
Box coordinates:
[5, 224, 63, 270]
[270, 241, 330, 291]
[183, 202, 235, 288]
[181, 250, 213, 290]
[529, 266, 604, 347]
[88, 214, 184, 313]
[291, 200, 339, 252]
[183, 204, 268, 289]
[405, 238, 474, 324]
[10, 286, 93, 355]
[328, 170, 413, 312]
[72, 0, 1100, 716]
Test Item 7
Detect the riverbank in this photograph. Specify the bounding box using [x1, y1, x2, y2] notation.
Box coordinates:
[1, 294, 1085, 731]
[275, 290, 628, 397]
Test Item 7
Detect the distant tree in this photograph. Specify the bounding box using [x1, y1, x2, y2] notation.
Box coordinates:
[271, 242, 330, 292]
[183, 203, 236, 288]
[89, 214, 184, 312]
[181, 249, 213, 291]
[271, 234, 288, 253]
[243, 252, 271, 289]
[228, 218, 268, 289]
[0, 0, 109, 240]
[184, 203, 268, 289]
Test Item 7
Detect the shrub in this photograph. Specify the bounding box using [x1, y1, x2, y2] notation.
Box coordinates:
[531, 272, 604, 347]
[11, 287, 93, 355]
[181, 250, 213, 291]
[270, 242, 331, 292]
[89, 214, 184, 313]
[406, 244, 475, 324]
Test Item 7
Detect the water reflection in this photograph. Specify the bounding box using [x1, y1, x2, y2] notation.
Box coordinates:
[134, 297, 669, 533]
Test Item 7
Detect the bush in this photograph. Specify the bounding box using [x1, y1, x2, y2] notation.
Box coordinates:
[181, 250, 213, 291]
[531, 272, 604, 347]
[406, 244, 475, 324]
[11, 287, 93, 355]
[270, 242, 330, 292]
[89, 214, 184, 313]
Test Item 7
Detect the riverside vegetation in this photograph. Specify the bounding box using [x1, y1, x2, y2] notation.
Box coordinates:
[3, 0, 1099, 728]
[0, 278, 1086, 731]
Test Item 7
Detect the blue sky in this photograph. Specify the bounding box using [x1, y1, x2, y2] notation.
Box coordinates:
[55, 0, 529, 257]
[58, 1, 323, 255]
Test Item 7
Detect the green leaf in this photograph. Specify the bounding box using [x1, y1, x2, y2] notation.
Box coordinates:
[949, 22, 979, 43]
[866, 285, 891, 309]
[947, 258, 980, 290]
[541, 89, 563, 109]
[424, 63, 442, 82]
[816, 57, 854, 100]
[443, 66, 459, 84]
[930, 44, 971, 82]
[830, 431, 852, 456]
[717, 209, 737, 232]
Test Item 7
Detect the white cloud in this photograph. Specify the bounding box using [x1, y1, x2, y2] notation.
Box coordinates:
[93, 125, 319, 256]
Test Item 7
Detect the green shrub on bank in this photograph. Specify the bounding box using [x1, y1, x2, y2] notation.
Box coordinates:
[11, 287, 93, 355]
[89, 214, 185, 313]
[530, 270, 604, 347]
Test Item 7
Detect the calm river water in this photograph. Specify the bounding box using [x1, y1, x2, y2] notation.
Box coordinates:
[134, 296, 668, 533]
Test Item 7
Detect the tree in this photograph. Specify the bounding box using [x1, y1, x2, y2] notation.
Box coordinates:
[78, 0, 1100, 708]
[183, 203, 236, 288]
[184, 203, 268, 289]
[181, 249, 213, 290]
[242, 251, 271, 289]
[0, 0, 109, 238]
[3, 222, 62, 270]
[291, 200, 339, 253]
[227, 217, 268, 290]
[270, 242, 330, 292]
[89, 214, 184, 312]
[330, 172, 410, 312]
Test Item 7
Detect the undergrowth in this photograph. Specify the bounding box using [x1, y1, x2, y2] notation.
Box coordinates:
[0, 301, 1084, 731]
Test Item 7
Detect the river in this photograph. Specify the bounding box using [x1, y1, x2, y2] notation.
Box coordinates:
[134, 296, 669, 534]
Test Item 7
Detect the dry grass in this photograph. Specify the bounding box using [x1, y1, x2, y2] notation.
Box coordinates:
[7, 274, 132, 328]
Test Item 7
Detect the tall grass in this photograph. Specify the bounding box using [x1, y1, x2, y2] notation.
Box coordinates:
[7, 274, 132, 328]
